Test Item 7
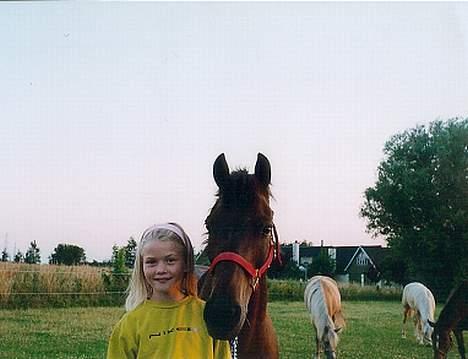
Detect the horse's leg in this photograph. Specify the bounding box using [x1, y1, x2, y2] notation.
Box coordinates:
[415, 312, 423, 344]
[314, 327, 321, 359]
[402, 305, 410, 338]
[454, 329, 465, 359]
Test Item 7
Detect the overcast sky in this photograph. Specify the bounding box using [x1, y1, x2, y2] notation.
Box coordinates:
[1, 2, 468, 263]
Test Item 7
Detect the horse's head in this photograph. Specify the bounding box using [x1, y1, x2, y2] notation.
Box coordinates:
[422, 320, 434, 345]
[201, 153, 278, 340]
[429, 321, 452, 359]
[322, 325, 341, 359]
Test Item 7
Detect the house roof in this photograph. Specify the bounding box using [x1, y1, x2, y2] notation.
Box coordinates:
[335, 246, 359, 272]
[280, 244, 388, 274]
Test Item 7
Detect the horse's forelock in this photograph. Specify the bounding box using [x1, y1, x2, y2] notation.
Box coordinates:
[211, 169, 272, 222]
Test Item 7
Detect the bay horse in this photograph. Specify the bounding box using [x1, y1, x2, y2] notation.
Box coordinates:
[198, 153, 282, 359]
[401, 282, 436, 345]
[304, 275, 345, 359]
[429, 280, 468, 359]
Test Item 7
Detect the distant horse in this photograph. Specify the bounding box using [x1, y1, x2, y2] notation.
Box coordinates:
[401, 282, 436, 345]
[198, 153, 282, 359]
[304, 275, 345, 359]
[429, 280, 468, 359]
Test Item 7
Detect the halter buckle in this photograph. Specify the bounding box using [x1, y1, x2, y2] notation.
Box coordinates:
[251, 269, 260, 291]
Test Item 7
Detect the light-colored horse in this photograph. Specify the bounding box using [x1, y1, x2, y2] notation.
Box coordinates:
[304, 275, 345, 359]
[402, 282, 436, 345]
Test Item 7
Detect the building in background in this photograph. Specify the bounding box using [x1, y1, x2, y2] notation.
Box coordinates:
[281, 243, 389, 285]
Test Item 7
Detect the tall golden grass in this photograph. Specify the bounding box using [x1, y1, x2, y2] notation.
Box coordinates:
[0, 262, 127, 309]
[1, 263, 402, 309]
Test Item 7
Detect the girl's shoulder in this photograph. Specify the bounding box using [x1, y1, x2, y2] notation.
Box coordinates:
[186, 295, 209, 309]
[189, 295, 205, 305]
[119, 301, 150, 322]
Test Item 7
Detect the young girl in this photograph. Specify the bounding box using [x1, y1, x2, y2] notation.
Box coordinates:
[107, 222, 231, 359]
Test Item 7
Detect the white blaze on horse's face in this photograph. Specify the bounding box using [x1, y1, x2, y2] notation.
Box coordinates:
[431, 331, 451, 359]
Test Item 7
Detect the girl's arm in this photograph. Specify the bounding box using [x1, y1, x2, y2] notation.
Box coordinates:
[107, 318, 138, 359]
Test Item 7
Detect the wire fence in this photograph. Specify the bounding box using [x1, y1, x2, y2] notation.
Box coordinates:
[0, 269, 131, 276]
[0, 291, 126, 296]
[0, 264, 131, 308]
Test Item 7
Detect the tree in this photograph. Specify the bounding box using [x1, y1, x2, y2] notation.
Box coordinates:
[49, 244, 86, 265]
[1, 248, 9, 262]
[14, 250, 24, 263]
[103, 245, 130, 293]
[360, 118, 467, 297]
[24, 240, 41, 264]
[195, 248, 210, 266]
[124, 237, 137, 268]
[308, 248, 335, 277]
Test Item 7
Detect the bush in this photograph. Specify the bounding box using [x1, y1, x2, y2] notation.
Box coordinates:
[268, 279, 402, 302]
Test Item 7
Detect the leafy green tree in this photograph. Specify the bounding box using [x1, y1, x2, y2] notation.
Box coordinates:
[24, 240, 41, 264]
[379, 252, 408, 285]
[103, 245, 130, 293]
[49, 244, 86, 265]
[124, 237, 137, 268]
[14, 250, 24, 263]
[1, 248, 9, 262]
[195, 248, 210, 266]
[308, 248, 335, 277]
[360, 118, 467, 297]
[268, 259, 303, 280]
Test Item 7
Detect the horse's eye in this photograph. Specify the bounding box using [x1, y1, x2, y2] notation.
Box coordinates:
[262, 225, 273, 236]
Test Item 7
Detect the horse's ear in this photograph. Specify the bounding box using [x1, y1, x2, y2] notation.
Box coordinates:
[428, 320, 435, 328]
[213, 153, 230, 190]
[254, 153, 271, 187]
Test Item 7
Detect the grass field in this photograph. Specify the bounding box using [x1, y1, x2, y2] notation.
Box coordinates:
[0, 301, 465, 358]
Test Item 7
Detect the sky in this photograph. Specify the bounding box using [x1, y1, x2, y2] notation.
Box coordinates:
[1, 2, 468, 263]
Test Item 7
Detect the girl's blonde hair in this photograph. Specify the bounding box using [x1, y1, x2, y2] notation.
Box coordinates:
[125, 222, 197, 311]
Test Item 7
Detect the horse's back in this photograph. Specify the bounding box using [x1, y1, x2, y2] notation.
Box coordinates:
[402, 282, 435, 315]
[304, 275, 345, 331]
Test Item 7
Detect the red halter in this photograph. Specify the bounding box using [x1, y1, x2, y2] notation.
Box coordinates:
[208, 225, 282, 291]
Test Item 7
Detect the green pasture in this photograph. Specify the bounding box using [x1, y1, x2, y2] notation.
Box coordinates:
[0, 301, 465, 358]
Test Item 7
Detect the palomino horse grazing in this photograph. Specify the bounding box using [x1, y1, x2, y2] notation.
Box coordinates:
[198, 153, 282, 359]
[401, 282, 436, 345]
[429, 280, 468, 359]
[304, 275, 345, 359]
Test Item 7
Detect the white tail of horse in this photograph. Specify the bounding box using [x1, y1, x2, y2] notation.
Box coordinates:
[304, 276, 345, 359]
[401, 282, 436, 345]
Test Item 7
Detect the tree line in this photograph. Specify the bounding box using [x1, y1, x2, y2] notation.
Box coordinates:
[0, 239, 137, 267]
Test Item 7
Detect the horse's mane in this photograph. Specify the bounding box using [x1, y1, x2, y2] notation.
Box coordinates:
[207, 168, 273, 228]
[436, 280, 468, 329]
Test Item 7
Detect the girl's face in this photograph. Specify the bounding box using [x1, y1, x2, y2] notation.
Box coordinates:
[142, 239, 186, 302]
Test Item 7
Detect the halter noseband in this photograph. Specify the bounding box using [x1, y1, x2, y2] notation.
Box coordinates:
[208, 224, 282, 291]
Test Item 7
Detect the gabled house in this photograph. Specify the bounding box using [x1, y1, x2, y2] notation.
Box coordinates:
[280, 243, 389, 285]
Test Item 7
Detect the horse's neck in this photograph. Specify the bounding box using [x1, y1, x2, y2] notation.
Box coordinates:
[238, 279, 278, 358]
[438, 287, 466, 330]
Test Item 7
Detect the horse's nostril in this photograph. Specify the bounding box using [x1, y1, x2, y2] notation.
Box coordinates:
[204, 296, 242, 332]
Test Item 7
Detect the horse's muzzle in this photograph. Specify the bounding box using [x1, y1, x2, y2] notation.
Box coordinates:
[204, 294, 245, 340]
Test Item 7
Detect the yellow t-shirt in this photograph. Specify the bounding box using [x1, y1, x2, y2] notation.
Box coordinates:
[107, 296, 231, 359]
